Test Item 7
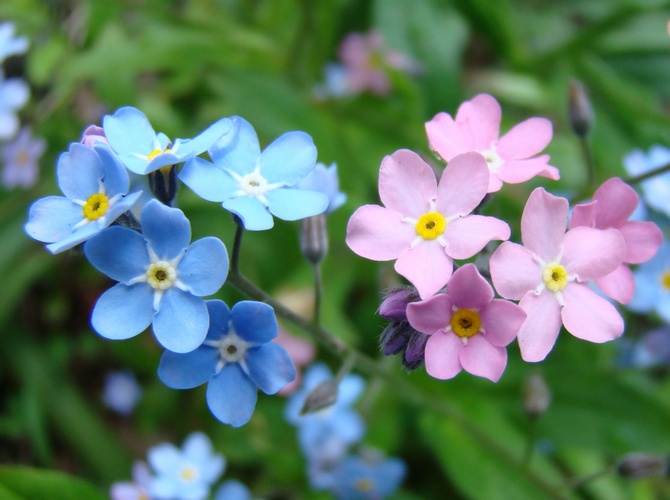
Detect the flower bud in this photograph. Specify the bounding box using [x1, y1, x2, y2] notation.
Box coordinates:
[379, 321, 412, 356]
[522, 371, 551, 418]
[402, 332, 429, 371]
[80, 125, 109, 148]
[148, 164, 178, 206]
[616, 453, 669, 479]
[299, 379, 339, 415]
[300, 214, 329, 265]
[378, 287, 419, 322]
[568, 80, 594, 138]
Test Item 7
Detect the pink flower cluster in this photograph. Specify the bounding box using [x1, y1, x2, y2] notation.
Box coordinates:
[346, 93, 663, 382]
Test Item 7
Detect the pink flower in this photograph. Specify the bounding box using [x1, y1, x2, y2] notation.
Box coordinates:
[406, 264, 526, 382]
[425, 94, 559, 193]
[346, 149, 510, 299]
[569, 177, 663, 304]
[490, 188, 627, 362]
[275, 327, 316, 395]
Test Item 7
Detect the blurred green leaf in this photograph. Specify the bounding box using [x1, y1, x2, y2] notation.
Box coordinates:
[0, 467, 106, 500]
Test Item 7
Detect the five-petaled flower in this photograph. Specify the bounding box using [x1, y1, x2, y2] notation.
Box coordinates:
[570, 177, 663, 304]
[346, 149, 510, 299]
[158, 299, 296, 427]
[25, 143, 143, 253]
[84, 199, 228, 353]
[425, 93, 559, 192]
[179, 116, 329, 231]
[490, 187, 627, 362]
[407, 264, 526, 382]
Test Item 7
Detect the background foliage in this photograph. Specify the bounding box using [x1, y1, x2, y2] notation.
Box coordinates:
[1, 0, 670, 498]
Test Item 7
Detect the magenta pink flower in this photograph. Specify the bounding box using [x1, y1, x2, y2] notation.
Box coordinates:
[425, 93, 559, 193]
[346, 149, 510, 299]
[490, 188, 627, 362]
[569, 177, 663, 304]
[406, 264, 525, 382]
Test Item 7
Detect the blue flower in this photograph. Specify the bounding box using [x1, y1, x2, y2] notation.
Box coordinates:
[103, 107, 233, 175]
[1, 126, 45, 189]
[296, 162, 346, 214]
[84, 199, 228, 353]
[330, 454, 407, 500]
[0, 70, 29, 140]
[0, 21, 28, 63]
[179, 116, 329, 231]
[213, 480, 252, 500]
[624, 145, 670, 218]
[25, 143, 143, 253]
[628, 240, 670, 322]
[158, 299, 296, 427]
[110, 461, 153, 500]
[147, 432, 225, 500]
[102, 370, 142, 416]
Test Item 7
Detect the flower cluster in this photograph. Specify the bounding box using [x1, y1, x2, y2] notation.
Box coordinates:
[348, 93, 663, 379]
[285, 363, 406, 499]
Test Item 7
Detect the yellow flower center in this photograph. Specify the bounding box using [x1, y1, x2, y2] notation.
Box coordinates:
[147, 147, 172, 161]
[83, 193, 110, 221]
[179, 465, 197, 482]
[17, 150, 29, 166]
[661, 271, 670, 291]
[146, 261, 177, 290]
[543, 262, 568, 292]
[450, 309, 482, 338]
[415, 212, 446, 240]
[355, 478, 375, 492]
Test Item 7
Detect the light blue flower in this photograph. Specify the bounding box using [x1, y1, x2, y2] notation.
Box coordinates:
[25, 143, 143, 253]
[296, 162, 346, 214]
[313, 63, 351, 100]
[0, 21, 28, 63]
[1, 126, 45, 189]
[179, 116, 329, 231]
[147, 432, 225, 500]
[330, 454, 407, 500]
[110, 461, 153, 500]
[158, 299, 296, 427]
[84, 200, 228, 353]
[102, 370, 142, 416]
[103, 107, 233, 175]
[617, 327, 670, 369]
[213, 480, 252, 500]
[628, 240, 670, 322]
[0, 70, 29, 140]
[624, 145, 670, 218]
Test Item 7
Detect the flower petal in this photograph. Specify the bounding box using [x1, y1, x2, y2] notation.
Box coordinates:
[204, 300, 231, 340]
[480, 298, 526, 347]
[378, 149, 436, 216]
[222, 196, 273, 231]
[618, 220, 663, 264]
[84, 226, 149, 283]
[158, 347, 217, 389]
[497, 117, 552, 159]
[592, 177, 638, 228]
[209, 116, 260, 173]
[177, 237, 228, 296]
[260, 131, 317, 186]
[489, 242, 540, 299]
[147, 443, 181, 474]
[455, 94, 502, 150]
[231, 301, 278, 343]
[406, 294, 452, 335]
[520, 188, 569, 261]
[173, 117, 233, 160]
[561, 226, 625, 281]
[424, 331, 462, 380]
[45, 222, 101, 254]
[265, 188, 329, 221]
[91, 283, 154, 340]
[595, 264, 635, 304]
[497, 156, 559, 184]
[394, 241, 453, 299]
[569, 201, 597, 229]
[459, 335, 507, 382]
[95, 144, 130, 196]
[446, 263, 494, 309]
[346, 205, 413, 261]
[245, 343, 296, 394]
[57, 143, 105, 201]
[153, 290, 209, 353]
[206, 364, 258, 427]
[425, 112, 469, 160]
[179, 157, 239, 202]
[561, 283, 624, 343]
[141, 200, 191, 260]
[103, 107, 156, 158]
[444, 215, 510, 260]
[436, 152, 489, 217]
[25, 196, 83, 243]
[516, 291, 562, 362]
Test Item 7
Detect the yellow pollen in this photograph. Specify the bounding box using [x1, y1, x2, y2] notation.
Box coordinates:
[147, 148, 172, 161]
[355, 478, 375, 492]
[543, 262, 568, 292]
[450, 309, 481, 338]
[83, 193, 110, 221]
[179, 466, 197, 482]
[415, 212, 446, 240]
[661, 271, 670, 291]
[17, 150, 29, 165]
[146, 261, 177, 290]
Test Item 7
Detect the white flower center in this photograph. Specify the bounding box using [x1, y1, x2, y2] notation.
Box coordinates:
[146, 260, 177, 290]
[239, 171, 270, 197]
[478, 145, 503, 173]
[204, 323, 253, 374]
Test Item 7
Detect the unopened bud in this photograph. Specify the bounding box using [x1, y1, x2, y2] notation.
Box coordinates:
[379, 321, 412, 356]
[299, 379, 338, 415]
[616, 453, 669, 479]
[149, 164, 178, 206]
[300, 214, 329, 265]
[378, 287, 419, 322]
[522, 371, 551, 418]
[402, 332, 429, 371]
[568, 80, 594, 137]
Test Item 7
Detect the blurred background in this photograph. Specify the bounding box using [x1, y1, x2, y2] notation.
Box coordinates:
[1, 0, 670, 498]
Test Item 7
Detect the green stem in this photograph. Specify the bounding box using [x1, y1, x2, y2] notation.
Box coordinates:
[580, 136, 596, 189]
[561, 465, 616, 491]
[624, 161, 670, 186]
[313, 262, 323, 327]
[231, 219, 244, 276]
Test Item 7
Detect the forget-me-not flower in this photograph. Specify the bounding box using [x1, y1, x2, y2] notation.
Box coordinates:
[213, 480, 252, 500]
[102, 370, 142, 416]
[628, 240, 670, 323]
[624, 145, 670, 218]
[296, 162, 346, 214]
[110, 461, 154, 500]
[1, 126, 45, 188]
[84, 199, 228, 353]
[0, 21, 28, 63]
[147, 431, 225, 500]
[179, 116, 329, 230]
[330, 453, 407, 499]
[0, 70, 29, 140]
[103, 106, 233, 175]
[158, 299, 296, 427]
[25, 143, 143, 253]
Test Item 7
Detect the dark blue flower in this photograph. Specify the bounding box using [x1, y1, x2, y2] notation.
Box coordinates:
[158, 300, 296, 427]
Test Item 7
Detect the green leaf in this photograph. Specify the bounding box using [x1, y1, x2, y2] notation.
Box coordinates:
[0, 467, 106, 500]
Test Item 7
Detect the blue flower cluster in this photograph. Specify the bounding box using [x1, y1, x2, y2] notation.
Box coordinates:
[285, 363, 406, 499]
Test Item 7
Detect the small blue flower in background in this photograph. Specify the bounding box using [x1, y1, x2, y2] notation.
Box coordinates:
[1, 126, 45, 189]
[213, 480, 252, 500]
[102, 370, 142, 416]
[84, 199, 228, 353]
[147, 431, 225, 500]
[313, 63, 350, 100]
[179, 116, 329, 231]
[0, 69, 29, 140]
[330, 453, 407, 500]
[627, 240, 670, 323]
[0, 21, 28, 63]
[110, 461, 153, 500]
[624, 145, 670, 218]
[24, 143, 143, 253]
[617, 327, 670, 369]
[103, 106, 233, 175]
[158, 299, 296, 427]
[296, 162, 346, 214]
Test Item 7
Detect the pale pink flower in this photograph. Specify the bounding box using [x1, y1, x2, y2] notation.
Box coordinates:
[425, 93, 558, 193]
[490, 188, 627, 362]
[275, 327, 315, 395]
[406, 264, 526, 382]
[110, 461, 153, 500]
[346, 149, 510, 299]
[570, 177, 663, 304]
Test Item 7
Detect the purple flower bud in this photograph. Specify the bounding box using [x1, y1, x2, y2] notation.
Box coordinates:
[300, 379, 339, 415]
[522, 371, 551, 418]
[378, 287, 419, 322]
[379, 321, 411, 356]
[568, 80, 594, 138]
[80, 125, 109, 148]
[300, 213, 329, 264]
[402, 332, 429, 371]
[616, 453, 669, 479]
